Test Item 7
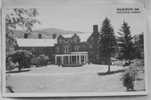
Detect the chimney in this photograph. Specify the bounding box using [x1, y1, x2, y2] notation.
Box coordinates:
[52, 34, 57, 39]
[24, 33, 28, 39]
[38, 34, 42, 39]
[93, 25, 98, 33]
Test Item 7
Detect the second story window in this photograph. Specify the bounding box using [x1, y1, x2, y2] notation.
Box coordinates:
[75, 46, 79, 51]
[64, 46, 69, 53]
[56, 47, 60, 53]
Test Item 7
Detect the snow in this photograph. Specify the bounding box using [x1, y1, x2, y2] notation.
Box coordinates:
[16, 38, 57, 47]
[6, 64, 145, 93]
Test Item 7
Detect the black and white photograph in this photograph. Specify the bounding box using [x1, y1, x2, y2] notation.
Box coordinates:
[2, 0, 148, 97]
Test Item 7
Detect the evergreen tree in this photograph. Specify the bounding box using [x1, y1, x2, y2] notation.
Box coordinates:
[6, 8, 40, 71]
[118, 21, 135, 65]
[100, 18, 116, 72]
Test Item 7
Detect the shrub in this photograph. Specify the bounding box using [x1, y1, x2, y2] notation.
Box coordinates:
[31, 54, 49, 67]
[7, 50, 33, 71]
[121, 67, 137, 91]
[6, 57, 17, 71]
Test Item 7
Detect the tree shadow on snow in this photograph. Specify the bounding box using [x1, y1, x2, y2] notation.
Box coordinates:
[6, 86, 15, 93]
[6, 69, 30, 73]
[97, 69, 125, 76]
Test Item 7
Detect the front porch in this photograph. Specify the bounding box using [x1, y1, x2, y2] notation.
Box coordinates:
[55, 52, 88, 67]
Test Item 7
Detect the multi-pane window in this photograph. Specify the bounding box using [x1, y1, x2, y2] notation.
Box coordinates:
[75, 46, 79, 51]
[56, 47, 60, 53]
[64, 46, 69, 53]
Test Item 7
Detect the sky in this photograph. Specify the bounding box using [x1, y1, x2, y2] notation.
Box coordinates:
[3, 0, 146, 8]
[31, 3, 146, 35]
[5, 0, 146, 35]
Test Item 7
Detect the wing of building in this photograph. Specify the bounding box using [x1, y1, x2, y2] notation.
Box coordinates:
[16, 25, 111, 66]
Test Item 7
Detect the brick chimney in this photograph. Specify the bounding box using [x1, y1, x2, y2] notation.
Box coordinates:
[38, 34, 42, 39]
[52, 34, 57, 39]
[93, 25, 98, 33]
[24, 33, 28, 39]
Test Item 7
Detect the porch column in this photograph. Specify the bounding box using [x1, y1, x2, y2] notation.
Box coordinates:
[84, 54, 87, 64]
[68, 55, 70, 64]
[70, 55, 72, 64]
[76, 54, 78, 64]
[61, 56, 63, 65]
[86, 54, 88, 63]
[85, 55, 87, 63]
[55, 56, 57, 64]
[79, 54, 81, 64]
[83, 55, 85, 64]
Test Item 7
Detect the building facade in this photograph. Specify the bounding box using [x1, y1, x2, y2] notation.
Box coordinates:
[54, 34, 88, 67]
[16, 38, 57, 64]
[16, 24, 111, 66]
[87, 25, 100, 64]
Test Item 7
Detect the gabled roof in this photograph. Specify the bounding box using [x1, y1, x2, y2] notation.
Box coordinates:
[63, 32, 92, 42]
[16, 38, 57, 47]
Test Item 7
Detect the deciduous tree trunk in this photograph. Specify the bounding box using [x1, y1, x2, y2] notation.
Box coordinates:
[107, 56, 111, 73]
[107, 64, 111, 72]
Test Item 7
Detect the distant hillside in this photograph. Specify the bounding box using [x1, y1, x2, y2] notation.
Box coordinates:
[13, 28, 84, 39]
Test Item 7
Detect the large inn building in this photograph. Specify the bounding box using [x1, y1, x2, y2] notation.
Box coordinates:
[16, 25, 107, 66]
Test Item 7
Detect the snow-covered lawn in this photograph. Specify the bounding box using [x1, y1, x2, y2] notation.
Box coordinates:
[8, 64, 124, 75]
[6, 64, 145, 93]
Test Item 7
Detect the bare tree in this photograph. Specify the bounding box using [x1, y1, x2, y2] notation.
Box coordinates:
[5, 8, 40, 55]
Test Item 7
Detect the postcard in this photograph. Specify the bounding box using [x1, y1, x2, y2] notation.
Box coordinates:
[1, 0, 148, 97]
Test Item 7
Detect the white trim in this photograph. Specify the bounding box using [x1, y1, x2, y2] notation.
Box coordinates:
[55, 52, 88, 65]
[2, 91, 148, 97]
[144, 7, 149, 94]
[2, 8, 7, 97]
